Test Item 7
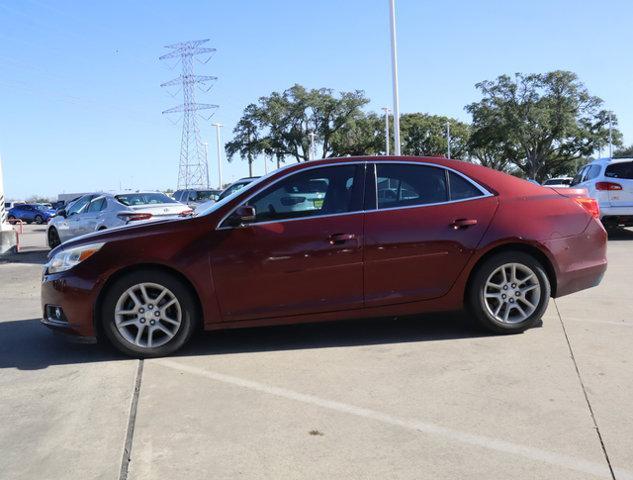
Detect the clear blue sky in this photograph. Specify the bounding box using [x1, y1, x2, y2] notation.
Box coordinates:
[1, 0, 631, 199]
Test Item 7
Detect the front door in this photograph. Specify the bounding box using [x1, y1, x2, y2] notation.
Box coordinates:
[211, 164, 365, 322]
[364, 162, 498, 307]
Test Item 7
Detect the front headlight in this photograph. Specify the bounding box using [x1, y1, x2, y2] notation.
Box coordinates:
[47, 242, 105, 274]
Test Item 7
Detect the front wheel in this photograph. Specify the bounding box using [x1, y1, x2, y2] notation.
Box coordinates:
[467, 252, 550, 334]
[101, 270, 198, 357]
[34, 215, 44, 224]
[48, 227, 61, 248]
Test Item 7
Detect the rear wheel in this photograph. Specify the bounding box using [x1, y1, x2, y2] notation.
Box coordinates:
[101, 270, 198, 357]
[7, 215, 15, 223]
[47, 227, 61, 248]
[468, 252, 550, 334]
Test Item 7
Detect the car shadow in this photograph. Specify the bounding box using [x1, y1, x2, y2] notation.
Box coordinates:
[0, 313, 501, 370]
[608, 227, 633, 241]
[0, 250, 48, 265]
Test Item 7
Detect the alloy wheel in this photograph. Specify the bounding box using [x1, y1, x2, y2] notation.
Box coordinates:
[114, 282, 182, 349]
[483, 262, 541, 324]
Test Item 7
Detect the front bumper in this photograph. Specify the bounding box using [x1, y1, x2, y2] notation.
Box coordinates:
[41, 270, 100, 340]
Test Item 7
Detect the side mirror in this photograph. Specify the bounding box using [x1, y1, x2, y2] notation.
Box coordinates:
[57, 209, 67, 218]
[235, 205, 256, 223]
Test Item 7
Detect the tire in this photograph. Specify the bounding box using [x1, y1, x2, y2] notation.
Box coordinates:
[101, 269, 198, 357]
[34, 215, 44, 224]
[7, 215, 15, 223]
[48, 227, 61, 248]
[467, 251, 550, 334]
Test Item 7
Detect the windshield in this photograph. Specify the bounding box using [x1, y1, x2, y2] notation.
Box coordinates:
[193, 190, 220, 201]
[115, 193, 176, 206]
[34, 204, 50, 211]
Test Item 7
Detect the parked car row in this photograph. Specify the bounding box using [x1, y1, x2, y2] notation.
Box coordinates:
[6, 203, 57, 224]
[46, 191, 192, 248]
[43, 178, 261, 248]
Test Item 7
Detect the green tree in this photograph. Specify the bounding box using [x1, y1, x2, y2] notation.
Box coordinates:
[614, 145, 633, 158]
[226, 84, 370, 166]
[400, 113, 470, 158]
[330, 112, 385, 156]
[466, 71, 622, 181]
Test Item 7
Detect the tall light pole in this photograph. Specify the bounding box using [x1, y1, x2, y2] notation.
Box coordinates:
[388, 0, 401, 156]
[212, 123, 223, 188]
[203, 142, 210, 187]
[382, 107, 391, 155]
[608, 112, 613, 159]
[308, 132, 316, 160]
[446, 121, 451, 158]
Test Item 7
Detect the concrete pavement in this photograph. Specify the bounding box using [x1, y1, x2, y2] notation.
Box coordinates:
[1, 225, 632, 479]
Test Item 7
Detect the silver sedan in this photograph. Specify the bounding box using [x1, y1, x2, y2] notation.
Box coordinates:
[47, 191, 191, 248]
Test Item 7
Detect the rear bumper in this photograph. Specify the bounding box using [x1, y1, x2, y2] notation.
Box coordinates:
[545, 218, 608, 297]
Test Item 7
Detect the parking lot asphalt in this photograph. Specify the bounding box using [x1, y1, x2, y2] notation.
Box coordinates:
[1, 225, 632, 480]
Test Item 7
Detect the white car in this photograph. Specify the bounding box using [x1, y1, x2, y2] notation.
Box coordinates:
[542, 177, 573, 188]
[47, 191, 192, 247]
[572, 158, 633, 229]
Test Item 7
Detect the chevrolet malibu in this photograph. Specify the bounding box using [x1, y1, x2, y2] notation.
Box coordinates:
[41, 156, 607, 357]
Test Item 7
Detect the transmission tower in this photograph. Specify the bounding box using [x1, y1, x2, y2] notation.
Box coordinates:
[160, 39, 218, 189]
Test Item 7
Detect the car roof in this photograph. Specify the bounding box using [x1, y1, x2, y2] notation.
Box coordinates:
[587, 157, 633, 166]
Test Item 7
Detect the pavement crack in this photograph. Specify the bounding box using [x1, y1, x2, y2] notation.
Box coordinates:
[553, 299, 616, 480]
[119, 359, 144, 480]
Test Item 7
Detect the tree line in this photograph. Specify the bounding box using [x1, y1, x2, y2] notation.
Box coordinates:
[226, 71, 629, 182]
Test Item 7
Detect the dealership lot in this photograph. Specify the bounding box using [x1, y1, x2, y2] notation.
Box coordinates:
[1, 226, 632, 479]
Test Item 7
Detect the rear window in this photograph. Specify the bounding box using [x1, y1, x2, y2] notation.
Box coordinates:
[115, 193, 176, 206]
[605, 162, 633, 180]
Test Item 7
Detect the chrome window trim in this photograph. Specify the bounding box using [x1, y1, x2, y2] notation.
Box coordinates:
[373, 161, 491, 207]
[216, 159, 494, 230]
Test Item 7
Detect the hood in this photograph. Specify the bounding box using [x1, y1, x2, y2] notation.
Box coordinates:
[49, 215, 197, 258]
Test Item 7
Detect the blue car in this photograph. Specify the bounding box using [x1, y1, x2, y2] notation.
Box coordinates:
[7, 203, 56, 224]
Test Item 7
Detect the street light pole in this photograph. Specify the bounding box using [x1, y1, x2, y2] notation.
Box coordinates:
[382, 107, 391, 155]
[608, 112, 613, 159]
[212, 123, 223, 188]
[308, 132, 316, 160]
[388, 0, 401, 156]
[203, 142, 210, 188]
[446, 121, 451, 158]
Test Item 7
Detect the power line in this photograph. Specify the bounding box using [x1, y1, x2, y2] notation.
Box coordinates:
[160, 39, 218, 190]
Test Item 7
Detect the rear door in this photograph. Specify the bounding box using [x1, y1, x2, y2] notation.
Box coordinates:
[364, 162, 498, 307]
[81, 197, 107, 233]
[605, 161, 633, 207]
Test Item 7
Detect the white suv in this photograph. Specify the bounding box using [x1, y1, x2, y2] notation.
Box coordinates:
[572, 158, 633, 228]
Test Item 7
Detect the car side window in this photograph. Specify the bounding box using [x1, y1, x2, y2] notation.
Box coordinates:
[234, 165, 360, 224]
[376, 164, 448, 209]
[87, 198, 106, 212]
[448, 171, 484, 201]
[585, 165, 601, 181]
[67, 196, 91, 215]
[571, 166, 587, 186]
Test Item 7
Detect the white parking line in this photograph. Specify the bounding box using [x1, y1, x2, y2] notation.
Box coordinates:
[156, 359, 632, 480]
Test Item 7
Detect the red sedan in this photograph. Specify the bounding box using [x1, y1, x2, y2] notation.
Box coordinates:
[41, 156, 607, 357]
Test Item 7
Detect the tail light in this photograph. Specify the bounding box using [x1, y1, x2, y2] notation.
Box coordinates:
[179, 209, 194, 217]
[573, 197, 600, 219]
[117, 212, 153, 222]
[595, 181, 622, 191]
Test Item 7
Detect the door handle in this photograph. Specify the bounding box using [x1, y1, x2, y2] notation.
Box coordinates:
[329, 233, 356, 244]
[450, 218, 478, 229]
